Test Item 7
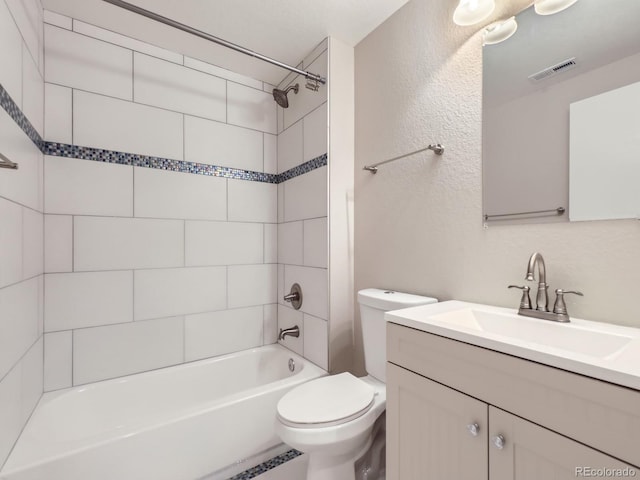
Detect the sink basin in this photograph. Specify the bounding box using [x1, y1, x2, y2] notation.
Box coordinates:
[430, 308, 632, 359]
[386, 301, 640, 390]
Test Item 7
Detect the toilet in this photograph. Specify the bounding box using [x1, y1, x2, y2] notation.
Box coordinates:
[275, 289, 437, 480]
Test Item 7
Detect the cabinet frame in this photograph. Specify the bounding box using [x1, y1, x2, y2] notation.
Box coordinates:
[387, 322, 640, 467]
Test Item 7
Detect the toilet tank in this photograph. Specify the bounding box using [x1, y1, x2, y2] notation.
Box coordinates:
[358, 289, 437, 382]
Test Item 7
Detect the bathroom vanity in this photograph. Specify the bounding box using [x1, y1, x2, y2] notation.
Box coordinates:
[385, 301, 640, 479]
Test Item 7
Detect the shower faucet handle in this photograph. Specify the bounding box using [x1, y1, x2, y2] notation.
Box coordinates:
[508, 285, 532, 310]
[283, 283, 303, 310]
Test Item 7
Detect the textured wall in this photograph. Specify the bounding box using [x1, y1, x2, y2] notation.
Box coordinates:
[353, 0, 640, 373]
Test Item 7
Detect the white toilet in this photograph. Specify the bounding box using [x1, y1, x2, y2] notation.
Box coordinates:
[275, 288, 437, 480]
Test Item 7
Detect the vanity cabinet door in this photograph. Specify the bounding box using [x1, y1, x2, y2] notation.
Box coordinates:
[489, 406, 639, 480]
[387, 363, 488, 480]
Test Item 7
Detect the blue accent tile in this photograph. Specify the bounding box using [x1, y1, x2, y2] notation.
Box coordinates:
[0, 82, 44, 149]
[227, 449, 302, 480]
[1, 81, 326, 184]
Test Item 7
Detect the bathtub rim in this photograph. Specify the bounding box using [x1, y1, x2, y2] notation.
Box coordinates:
[1, 344, 326, 476]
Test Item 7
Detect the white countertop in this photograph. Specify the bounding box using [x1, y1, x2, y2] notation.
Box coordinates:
[386, 300, 640, 391]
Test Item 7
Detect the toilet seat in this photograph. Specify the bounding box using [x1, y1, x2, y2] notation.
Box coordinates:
[277, 373, 375, 428]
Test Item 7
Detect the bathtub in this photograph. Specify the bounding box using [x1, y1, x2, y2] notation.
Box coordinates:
[0, 344, 326, 480]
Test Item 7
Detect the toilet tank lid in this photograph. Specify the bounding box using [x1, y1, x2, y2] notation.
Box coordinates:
[357, 288, 437, 311]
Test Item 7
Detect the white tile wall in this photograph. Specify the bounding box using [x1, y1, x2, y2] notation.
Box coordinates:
[185, 306, 263, 361]
[263, 304, 278, 344]
[264, 134, 277, 174]
[228, 180, 277, 223]
[45, 24, 132, 100]
[44, 155, 133, 216]
[0, 0, 44, 468]
[22, 44, 44, 136]
[278, 120, 303, 173]
[0, 110, 43, 211]
[74, 216, 184, 271]
[44, 83, 72, 143]
[0, 198, 23, 289]
[44, 215, 72, 273]
[73, 316, 184, 384]
[277, 304, 303, 356]
[43, 10, 71, 30]
[0, 0, 25, 106]
[73, 20, 183, 65]
[284, 265, 328, 320]
[303, 218, 328, 268]
[45, 271, 133, 331]
[0, 338, 42, 465]
[43, 331, 72, 391]
[0, 278, 40, 380]
[278, 221, 303, 265]
[18, 336, 43, 419]
[184, 57, 262, 90]
[282, 50, 328, 130]
[73, 90, 183, 160]
[134, 53, 226, 122]
[22, 208, 43, 279]
[6, 0, 43, 72]
[184, 116, 263, 171]
[284, 166, 327, 222]
[185, 221, 262, 266]
[0, 361, 22, 467]
[277, 264, 285, 307]
[227, 82, 277, 134]
[33, 15, 330, 391]
[264, 224, 277, 264]
[228, 264, 277, 309]
[134, 167, 227, 221]
[303, 105, 328, 162]
[303, 314, 328, 370]
[134, 267, 227, 321]
[277, 184, 285, 223]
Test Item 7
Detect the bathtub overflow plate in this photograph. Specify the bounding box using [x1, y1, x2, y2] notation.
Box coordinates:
[288, 358, 295, 372]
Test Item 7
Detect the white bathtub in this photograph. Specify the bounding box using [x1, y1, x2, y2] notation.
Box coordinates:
[0, 344, 326, 480]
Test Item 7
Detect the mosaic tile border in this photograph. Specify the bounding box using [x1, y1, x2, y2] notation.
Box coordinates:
[43, 143, 327, 184]
[0, 82, 44, 149]
[227, 449, 302, 480]
[42, 142, 283, 183]
[0, 82, 326, 184]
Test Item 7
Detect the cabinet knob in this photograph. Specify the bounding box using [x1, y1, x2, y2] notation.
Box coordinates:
[492, 434, 506, 450]
[466, 423, 480, 437]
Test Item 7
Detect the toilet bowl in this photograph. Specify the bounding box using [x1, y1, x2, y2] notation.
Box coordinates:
[275, 289, 437, 480]
[276, 374, 385, 480]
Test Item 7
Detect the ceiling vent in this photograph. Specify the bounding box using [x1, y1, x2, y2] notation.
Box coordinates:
[528, 57, 577, 82]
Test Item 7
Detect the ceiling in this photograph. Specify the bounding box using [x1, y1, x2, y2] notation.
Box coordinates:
[484, 0, 640, 107]
[41, 0, 410, 85]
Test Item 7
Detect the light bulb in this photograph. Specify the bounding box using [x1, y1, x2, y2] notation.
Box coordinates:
[534, 0, 579, 15]
[453, 0, 496, 26]
[483, 17, 518, 45]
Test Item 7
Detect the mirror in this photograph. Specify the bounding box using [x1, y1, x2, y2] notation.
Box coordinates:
[482, 0, 640, 224]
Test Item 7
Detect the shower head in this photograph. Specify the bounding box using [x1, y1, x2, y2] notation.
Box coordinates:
[272, 83, 299, 108]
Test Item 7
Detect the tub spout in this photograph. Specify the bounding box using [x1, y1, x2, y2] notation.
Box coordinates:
[278, 325, 300, 341]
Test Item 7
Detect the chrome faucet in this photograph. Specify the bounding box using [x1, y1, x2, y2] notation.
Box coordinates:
[278, 325, 300, 341]
[525, 252, 549, 312]
[509, 252, 583, 323]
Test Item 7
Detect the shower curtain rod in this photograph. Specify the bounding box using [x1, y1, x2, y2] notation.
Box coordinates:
[102, 0, 326, 86]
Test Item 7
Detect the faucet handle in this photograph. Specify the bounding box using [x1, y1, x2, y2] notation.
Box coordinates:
[553, 289, 583, 315]
[508, 285, 532, 310]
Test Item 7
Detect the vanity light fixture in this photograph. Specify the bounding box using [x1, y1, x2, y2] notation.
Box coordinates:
[483, 16, 518, 45]
[534, 0, 579, 15]
[453, 0, 496, 26]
